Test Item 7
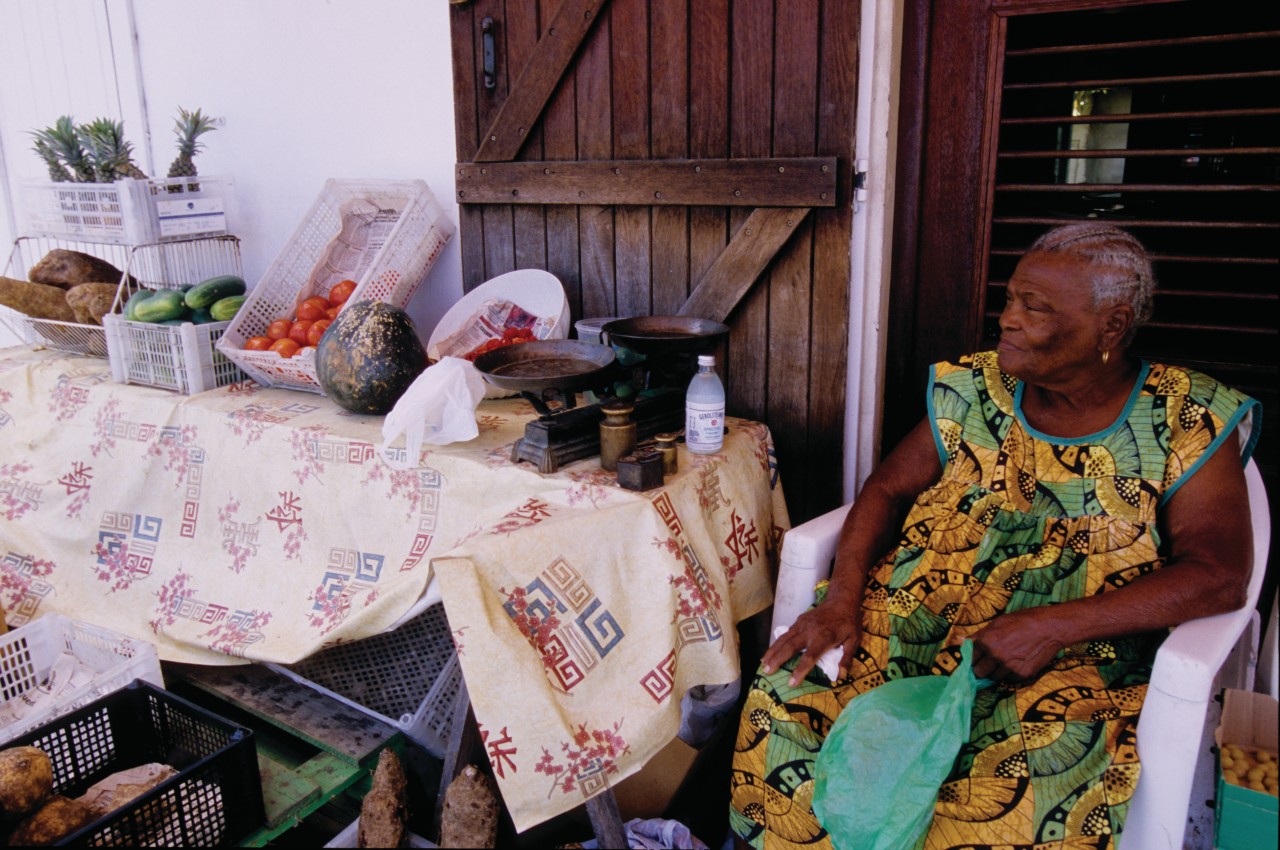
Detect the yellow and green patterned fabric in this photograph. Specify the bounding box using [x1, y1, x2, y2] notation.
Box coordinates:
[730, 351, 1259, 850]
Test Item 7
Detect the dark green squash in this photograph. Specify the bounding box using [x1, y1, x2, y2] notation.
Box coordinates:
[315, 300, 428, 414]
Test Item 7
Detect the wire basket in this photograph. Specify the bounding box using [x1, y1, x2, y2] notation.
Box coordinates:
[217, 178, 453, 394]
[0, 235, 243, 360]
[21, 176, 236, 245]
[267, 601, 464, 758]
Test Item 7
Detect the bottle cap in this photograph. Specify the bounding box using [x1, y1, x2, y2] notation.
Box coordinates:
[697, 354, 715, 366]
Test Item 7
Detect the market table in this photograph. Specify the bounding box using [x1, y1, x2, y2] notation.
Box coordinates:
[0, 344, 788, 831]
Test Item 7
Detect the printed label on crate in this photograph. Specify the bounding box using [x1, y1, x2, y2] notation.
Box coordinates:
[154, 197, 227, 237]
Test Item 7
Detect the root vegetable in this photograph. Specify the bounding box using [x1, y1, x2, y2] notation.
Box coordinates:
[0, 276, 77, 322]
[0, 746, 54, 819]
[28, 250, 128, 290]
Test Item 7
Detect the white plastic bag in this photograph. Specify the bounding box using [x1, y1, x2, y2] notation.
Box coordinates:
[379, 357, 487, 468]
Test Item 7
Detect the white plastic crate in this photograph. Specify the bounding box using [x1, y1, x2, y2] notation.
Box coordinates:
[104, 314, 246, 394]
[0, 613, 165, 746]
[217, 178, 453, 394]
[0, 235, 243, 361]
[267, 601, 464, 758]
[325, 818, 436, 848]
[21, 176, 236, 245]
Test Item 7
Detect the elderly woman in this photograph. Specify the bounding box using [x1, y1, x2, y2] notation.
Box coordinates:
[730, 223, 1260, 849]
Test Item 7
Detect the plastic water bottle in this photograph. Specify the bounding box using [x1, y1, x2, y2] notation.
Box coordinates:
[685, 354, 725, 454]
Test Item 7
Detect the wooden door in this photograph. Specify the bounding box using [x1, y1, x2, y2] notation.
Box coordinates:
[448, 0, 859, 523]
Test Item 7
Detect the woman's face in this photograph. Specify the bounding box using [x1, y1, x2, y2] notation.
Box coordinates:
[997, 251, 1108, 385]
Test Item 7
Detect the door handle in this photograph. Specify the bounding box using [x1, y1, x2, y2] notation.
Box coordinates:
[482, 17, 496, 89]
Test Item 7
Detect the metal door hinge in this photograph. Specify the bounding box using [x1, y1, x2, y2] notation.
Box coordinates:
[854, 159, 869, 203]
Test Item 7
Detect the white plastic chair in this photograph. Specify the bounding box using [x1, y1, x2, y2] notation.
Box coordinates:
[770, 458, 1270, 850]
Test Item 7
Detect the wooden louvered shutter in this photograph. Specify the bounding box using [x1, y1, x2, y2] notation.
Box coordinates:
[976, 2, 1278, 479]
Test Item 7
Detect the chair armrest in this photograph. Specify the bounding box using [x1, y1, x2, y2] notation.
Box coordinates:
[770, 503, 851, 636]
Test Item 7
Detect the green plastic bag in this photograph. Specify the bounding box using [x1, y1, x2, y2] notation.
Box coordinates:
[812, 640, 991, 850]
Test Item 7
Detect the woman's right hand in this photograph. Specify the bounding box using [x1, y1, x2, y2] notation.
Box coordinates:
[761, 592, 863, 687]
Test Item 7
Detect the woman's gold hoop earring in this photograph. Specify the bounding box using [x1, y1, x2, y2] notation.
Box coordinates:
[1102, 350, 1110, 365]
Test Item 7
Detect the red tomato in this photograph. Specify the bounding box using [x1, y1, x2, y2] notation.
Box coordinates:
[244, 336, 272, 351]
[266, 319, 293, 341]
[288, 320, 314, 346]
[328, 279, 358, 306]
[306, 319, 331, 347]
[269, 338, 300, 358]
[326, 305, 342, 320]
[297, 296, 332, 322]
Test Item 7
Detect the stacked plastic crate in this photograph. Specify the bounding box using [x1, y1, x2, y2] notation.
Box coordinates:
[1, 176, 247, 394]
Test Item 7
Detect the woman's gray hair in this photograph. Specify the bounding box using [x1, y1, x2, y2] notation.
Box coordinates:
[1027, 222, 1155, 345]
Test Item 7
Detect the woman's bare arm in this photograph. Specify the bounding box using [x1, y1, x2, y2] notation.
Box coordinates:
[763, 417, 942, 685]
[971, 429, 1254, 682]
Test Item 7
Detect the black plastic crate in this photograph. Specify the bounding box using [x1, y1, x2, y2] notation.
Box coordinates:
[5, 679, 264, 846]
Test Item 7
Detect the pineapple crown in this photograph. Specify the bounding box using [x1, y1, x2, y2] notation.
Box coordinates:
[29, 115, 95, 182]
[173, 107, 217, 156]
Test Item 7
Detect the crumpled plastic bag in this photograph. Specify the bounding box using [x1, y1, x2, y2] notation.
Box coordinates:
[578, 817, 709, 850]
[379, 356, 486, 468]
[812, 640, 992, 850]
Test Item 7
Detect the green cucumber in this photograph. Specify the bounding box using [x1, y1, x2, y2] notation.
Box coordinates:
[124, 288, 156, 321]
[209, 294, 247, 322]
[189, 308, 215, 324]
[133, 289, 188, 323]
[185, 275, 246, 310]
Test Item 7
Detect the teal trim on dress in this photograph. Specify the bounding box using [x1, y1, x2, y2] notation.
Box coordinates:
[926, 363, 948, 469]
[1012, 360, 1152, 446]
[1161, 399, 1263, 506]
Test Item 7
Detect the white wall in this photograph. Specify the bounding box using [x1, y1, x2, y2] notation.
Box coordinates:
[0, 0, 461, 346]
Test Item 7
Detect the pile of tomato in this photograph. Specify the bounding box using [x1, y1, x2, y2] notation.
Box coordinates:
[463, 326, 536, 361]
[243, 278, 358, 358]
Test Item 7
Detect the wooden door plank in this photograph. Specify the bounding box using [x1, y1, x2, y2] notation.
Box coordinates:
[651, 0, 690, 314]
[688, 0, 731, 330]
[476, 0, 611, 162]
[766, 0, 821, 512]
[455, 158, 838, 206]
[726, 0, 775, 422]
[539, 0, 583, 319]
[509, 0, 549, 273]
[450, 3, 488, 290]
[678, 207, 811, 323]
[807, 0, 858, 517]
[577, 4, 616, 318]
[612, 0, 651, 319]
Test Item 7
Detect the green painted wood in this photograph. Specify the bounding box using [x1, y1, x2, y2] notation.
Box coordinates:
[167, 662, 398, 766]
[257, 752, 322, 828]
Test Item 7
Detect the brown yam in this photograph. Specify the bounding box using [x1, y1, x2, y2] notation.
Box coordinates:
[28, 250, 127, 290]
[439, 764, 498, 849]
[7, 796, 95, 845]
[357, 748, 409, 849]
[64, 283, 122, 326]
[0, 277, 76, 322]
[0, 746, 54, 819]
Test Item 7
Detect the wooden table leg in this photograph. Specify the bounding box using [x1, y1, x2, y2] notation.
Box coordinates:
[434, 673, 629, 848]
[586, 790, 629, 849]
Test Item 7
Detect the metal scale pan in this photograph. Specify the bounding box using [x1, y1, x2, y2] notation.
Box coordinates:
[472, 338, 683, 473]
[472, 338, 618, 413]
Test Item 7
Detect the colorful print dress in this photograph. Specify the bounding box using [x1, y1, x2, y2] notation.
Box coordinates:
[730, 352, 1260, 850]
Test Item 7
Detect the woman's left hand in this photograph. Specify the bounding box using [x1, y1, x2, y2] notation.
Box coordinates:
[970, 608, 1066, 683]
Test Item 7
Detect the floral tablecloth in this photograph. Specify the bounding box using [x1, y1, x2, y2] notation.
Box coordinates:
[0, 345, 788, 830]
